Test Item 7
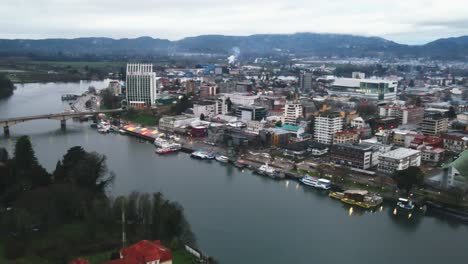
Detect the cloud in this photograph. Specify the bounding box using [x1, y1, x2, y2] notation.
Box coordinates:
[0, 0, 468, 44]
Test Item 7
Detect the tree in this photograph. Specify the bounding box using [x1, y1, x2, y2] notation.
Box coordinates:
[409, 79, 415, 88]
[275, 120, 282, 127]
[172, 95, 191, 115]
[0, 74, 15, 99]
[200, 113, 205, 121]
[14, 136, 37, 170]
[448, 106, 457, 119]
[392, 166, 425, 194]
[53, 146, 114, 196]
[356, 102, 377, 116]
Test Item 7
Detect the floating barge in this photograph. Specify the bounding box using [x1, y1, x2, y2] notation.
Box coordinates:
[122, 124, 165, 142]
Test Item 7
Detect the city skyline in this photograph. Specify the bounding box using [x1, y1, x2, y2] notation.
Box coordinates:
[1, 0, 468, 44]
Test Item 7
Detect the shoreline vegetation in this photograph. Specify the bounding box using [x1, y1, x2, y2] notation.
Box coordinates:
[0, 74, 15, 99]
[0, 59, 126, 83]
[0, 136, 199, 264]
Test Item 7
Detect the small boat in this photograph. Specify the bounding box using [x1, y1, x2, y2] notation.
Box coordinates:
[154, 138, 168, 147]
[119, 129, 126, 134]
[90, 123, 98, 128]
[397, 198, 415, 210]
[191, 150, 214, 159]
[340, 190, 383, 209]
[156, 143, 181, 154]
[234, 159, 247, 168]
[257, 162, 275, 175]
[215, 155, 229, 163]
[98, 126, 110, 133]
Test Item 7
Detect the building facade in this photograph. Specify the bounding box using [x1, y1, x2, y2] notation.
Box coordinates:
[330, 143, 379, 170]
[328, 77, 397, 102]
[126, 63, 157, 108]
[314, 113, 343, 145]
[283, 101, 303, 125]
[235, 105, 267, 121]
[421, 109, 448, 136]
[378, 148, 421, 174]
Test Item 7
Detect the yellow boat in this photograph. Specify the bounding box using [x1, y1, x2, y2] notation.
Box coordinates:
[340, 190, 383, 209]
[329, 191, 344, 200]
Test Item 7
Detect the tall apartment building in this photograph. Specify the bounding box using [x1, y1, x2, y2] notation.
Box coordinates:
[283, 101, 303, 125]
[314, 112, 343, 145]
[299, 72, 313, 91]
[378, 148, 421, 174]
[126, 64, 157, 108]
[421, 109, 448, 136]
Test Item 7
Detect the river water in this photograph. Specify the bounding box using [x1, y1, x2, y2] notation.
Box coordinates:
[1, 81, 468, 264]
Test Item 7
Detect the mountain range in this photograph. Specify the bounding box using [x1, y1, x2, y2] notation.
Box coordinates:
[0, 33, 467, 60]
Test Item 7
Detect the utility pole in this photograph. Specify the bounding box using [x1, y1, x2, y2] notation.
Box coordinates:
[121, 198, 126, 249]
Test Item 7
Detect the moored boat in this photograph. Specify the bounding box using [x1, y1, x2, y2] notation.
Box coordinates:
[215, 155, 229, 163]
[329, 191, 344, 199]
[340, 190, 383, 209]
[156, 143, 181, 155]
[397, 198, 415, 210]
[299, 176, 331, 190]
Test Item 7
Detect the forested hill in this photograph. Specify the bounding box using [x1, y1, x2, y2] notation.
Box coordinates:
[1, 33, 468, 60]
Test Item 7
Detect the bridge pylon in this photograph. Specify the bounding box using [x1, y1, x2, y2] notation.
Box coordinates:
[3, 125, 9, 137]
[60, 120, 66, 130]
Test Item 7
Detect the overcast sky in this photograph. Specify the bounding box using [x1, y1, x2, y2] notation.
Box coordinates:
[1, 0, 467, 44]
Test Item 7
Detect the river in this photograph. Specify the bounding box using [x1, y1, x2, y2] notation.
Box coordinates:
[1, 81, 468, 264]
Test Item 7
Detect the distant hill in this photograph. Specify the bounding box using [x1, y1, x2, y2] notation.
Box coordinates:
[0, 33, 467, 60]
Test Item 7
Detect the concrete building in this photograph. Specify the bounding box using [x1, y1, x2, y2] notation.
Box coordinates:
[283, 101, 303, 125]
[333, 130, 360, 144]
[379, 105, 424, 125]
[330, 142, 380, 170]
[192, 98, 227, 119]
[246, 120, 266, 134]
[314, 112, 343, 145]
[108, 80, 122, 95]
[126, 64, 157, 108]
[223, 93, 259, 106]
[351, 117, 366, 129]
[378, 148, 421, 174]
[440, 134, 468, 153]
[299, 72, 314, 91]
[260, 128, 290, 147]
[421, 109, 449, 136]
[159, 115, 199, 131]
[200, 84, 217, 97]
[328, 77, 397, 102]
[236, 105, 267, 121]
[421, 147, 445, 163]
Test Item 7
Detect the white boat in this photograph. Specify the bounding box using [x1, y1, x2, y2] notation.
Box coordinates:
[299, 175, 319, 187]
[316, 178, 332, 190]
[257, 162, 275, 174]
[215, 155, 229, 163]
[397, 198, 415, 210]
[299, 176, 331, 190]
[154, 138, 168, 147]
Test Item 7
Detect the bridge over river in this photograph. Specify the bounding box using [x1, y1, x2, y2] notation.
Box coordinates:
[0, 109, 125, 136]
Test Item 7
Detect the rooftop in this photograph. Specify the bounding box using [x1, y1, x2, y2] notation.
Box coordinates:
[380, 148, 420, 159]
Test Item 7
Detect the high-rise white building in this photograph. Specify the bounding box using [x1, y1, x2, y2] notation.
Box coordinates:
[314, 113, 343, 145]
[126, 64, 157, 108]
[283, 101, 303, 125]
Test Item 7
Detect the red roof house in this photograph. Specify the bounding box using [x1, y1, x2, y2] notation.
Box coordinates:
[105, 240, 172, 264]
